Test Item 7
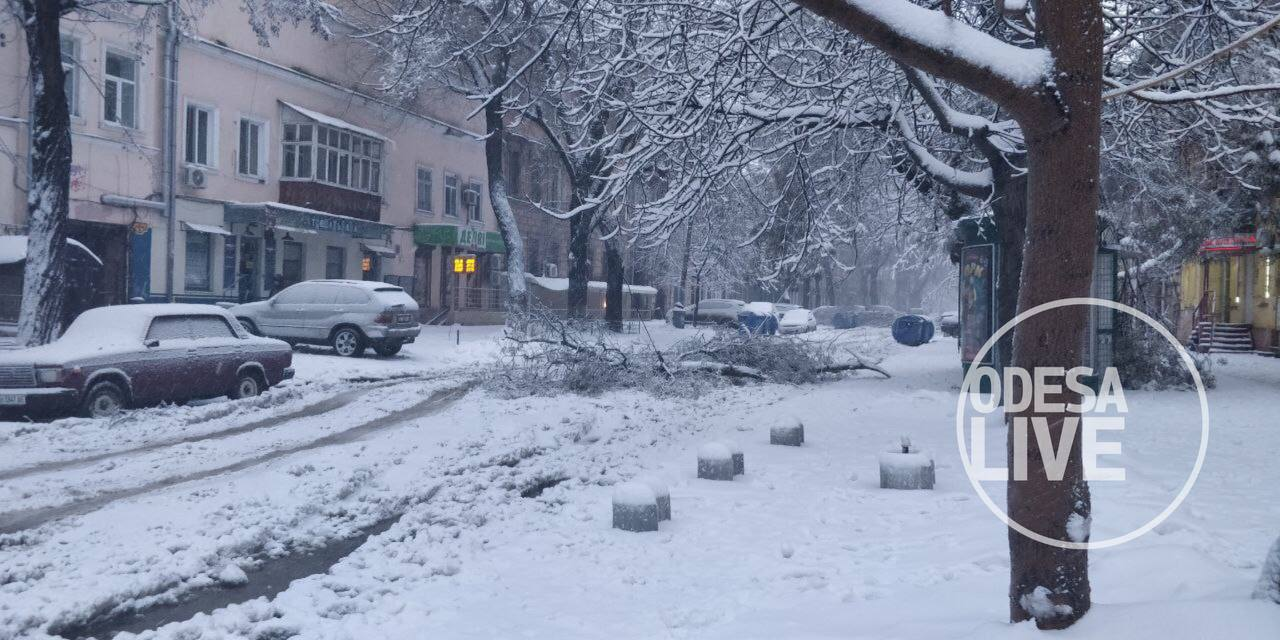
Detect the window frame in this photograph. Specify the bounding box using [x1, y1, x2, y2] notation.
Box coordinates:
[60, 34, 80, 118]
[236, 115, 268, 180]
[102, 48, 140, 129]
[464, 179, 483, 223]
[183, 230, 213, 292]
[325, 245, 346, 279]
[183, 101, 218, 169]
[415, 165, 434, 214]
[443, 172, 459, 218]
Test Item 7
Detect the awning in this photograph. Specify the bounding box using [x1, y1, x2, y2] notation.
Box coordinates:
[181, 221, 233, 236]
[361, 242, 396, 256]
[274, 225, 318, 236]
[224, 202, 393, 240]
[280, 101, 389, 142]
[0, 236, 103, 266]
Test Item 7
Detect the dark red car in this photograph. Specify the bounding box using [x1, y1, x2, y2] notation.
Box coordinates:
[0, 304, 294, 418]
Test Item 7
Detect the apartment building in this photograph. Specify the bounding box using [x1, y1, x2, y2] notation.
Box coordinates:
[0, 5, 500, 322]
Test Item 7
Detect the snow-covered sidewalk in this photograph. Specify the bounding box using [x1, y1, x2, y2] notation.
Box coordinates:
[1, 332, 1277, 639]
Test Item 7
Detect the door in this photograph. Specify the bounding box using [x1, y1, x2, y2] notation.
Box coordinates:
[184, 315, 244, 397]
[301, 283, 345, 340]
[256, 283, 314, 339]
[238, 237, 260, 302]
[281, 241, 305, 289]
[133, 316, 195, 404]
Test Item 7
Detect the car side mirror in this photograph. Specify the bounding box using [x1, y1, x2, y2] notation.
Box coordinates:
[144, 338, 160, 348]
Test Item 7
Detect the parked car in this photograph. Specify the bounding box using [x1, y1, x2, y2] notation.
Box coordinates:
[231, 280, 420, 357]
[854, 305, 899, 327]
[779, 308, 818, 334]
[938, 311, 960, 337]
[831, 305, 866, 329]
[738, 301, 780, 336]
[686, 299, 746, 325]
[774, 303, 800, 316]
[0, 304, 293, 419]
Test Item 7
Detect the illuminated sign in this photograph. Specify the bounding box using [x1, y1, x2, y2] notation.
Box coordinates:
[1199, 234, 1257, 253]
[453, 254, 477, 274]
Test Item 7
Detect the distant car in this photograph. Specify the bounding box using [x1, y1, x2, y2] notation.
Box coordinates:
[854, 305, 899, 327]
[938, 311, 960, 337]
[0, 304, 293, 418]
[686, 299, 746, 326]
[738, 301, 780, 336]
[779, 308, 818, 334]
[812, 306, 841, 326]
[231, 280, 420, 357]
[774, 303, 800, 316]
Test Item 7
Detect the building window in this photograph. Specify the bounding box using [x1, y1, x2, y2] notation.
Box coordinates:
[326, 246, 345, 279]
[60, 35, 79, 117]
[238, 118, 265, 178]
[103, 51, 138, 128]
[444, 173, 459, 217]
[282, 123, 314, 179]
[465, 180, 483, 222]
[416, 167, 433, 213]
[184, 103, 215, 167]
[184, 231, 212, 291]
[282, 241, 305, 287]
[311, 125, 381, 194]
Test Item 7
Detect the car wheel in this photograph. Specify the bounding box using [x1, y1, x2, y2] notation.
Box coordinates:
[373, 341, 402, 357]
[81, 381, 126, 419]
[229, 371, 263, 399]
[332, 327, 366, 357]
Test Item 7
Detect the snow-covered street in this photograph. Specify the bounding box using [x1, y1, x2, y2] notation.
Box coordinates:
[1, 326, 1275, 639]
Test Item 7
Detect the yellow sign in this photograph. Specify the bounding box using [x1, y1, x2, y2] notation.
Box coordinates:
[453, 254, 477, 274]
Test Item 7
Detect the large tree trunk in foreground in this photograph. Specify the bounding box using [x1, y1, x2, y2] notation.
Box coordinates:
[992, 170, 1028, 368]
[1006, 0, 1103, 628]
[18, 0, 73, 346]
[481, 53, 528, 313]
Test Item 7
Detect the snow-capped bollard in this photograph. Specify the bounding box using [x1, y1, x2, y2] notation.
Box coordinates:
[612, 482, 660, 532]
[878, 439, 934, 490]
[697, 442, 736, 481]
[640, 478, 671, 521]
[719, 440, 745, 475]
[770, 417, 805, 447]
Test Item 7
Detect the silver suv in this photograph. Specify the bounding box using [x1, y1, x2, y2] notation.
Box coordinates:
[230, 280, 420, 357]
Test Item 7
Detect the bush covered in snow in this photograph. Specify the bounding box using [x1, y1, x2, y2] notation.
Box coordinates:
[1114, 321, 1215, 390]
[1255, 534, 1280, 605]
[491, 305, 888, 397]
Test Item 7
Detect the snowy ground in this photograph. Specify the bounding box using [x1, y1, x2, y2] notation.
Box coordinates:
[0, 323, 1276, 639]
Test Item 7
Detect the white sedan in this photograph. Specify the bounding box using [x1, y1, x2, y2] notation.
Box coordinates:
[779, 308, 818, 334]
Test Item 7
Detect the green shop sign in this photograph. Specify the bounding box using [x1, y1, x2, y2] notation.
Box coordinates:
[414, 224, 506, 253]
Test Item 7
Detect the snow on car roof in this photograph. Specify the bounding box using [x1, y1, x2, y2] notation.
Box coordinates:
[781, 309, 812, 321]
[742, 302, 775, 314]
[305, 279, 405, 291]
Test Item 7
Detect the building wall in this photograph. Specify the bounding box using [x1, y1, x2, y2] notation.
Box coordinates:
[0, 3, 497, 312]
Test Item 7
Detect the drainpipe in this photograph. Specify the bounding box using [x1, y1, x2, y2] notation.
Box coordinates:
[161, 1, 179, 302]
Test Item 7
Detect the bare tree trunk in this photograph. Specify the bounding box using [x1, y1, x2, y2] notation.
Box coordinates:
[992, 170, 1028, 368]
[604, 237, 624, 332]
[567, 210, 593, 318]
[1006, 0, 1103, 628]
[481, 52, 527, 312]
[17, 0, 72, 346]
[677, 218, 693, 305]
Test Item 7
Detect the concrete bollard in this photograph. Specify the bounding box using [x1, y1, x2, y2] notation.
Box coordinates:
[612, 482, 660, 532]
[878, 447, 935, 490]
[697, 442, 736, 481]
[640, 478, 671, 521]
[719, 441, 745, 476]
[770, 417, 805, 446]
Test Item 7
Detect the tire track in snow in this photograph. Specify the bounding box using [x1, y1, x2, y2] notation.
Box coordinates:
[0, 380, 475, 535]
[0, 376, 424, 483]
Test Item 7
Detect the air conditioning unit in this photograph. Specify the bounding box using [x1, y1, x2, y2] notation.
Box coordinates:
[183, 166, 208, 189]
[544, 262, 559, 278]
[462, 188, 479, 206]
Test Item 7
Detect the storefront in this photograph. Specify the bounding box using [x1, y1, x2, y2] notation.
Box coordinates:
[412, 223, 506, 322]
[1177, 232, 1279, 351]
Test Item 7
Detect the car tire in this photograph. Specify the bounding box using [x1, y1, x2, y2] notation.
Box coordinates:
[332, 327, 366, 357]
[229, 370, 263, 399]
[373, 341, 402, 357]
[81, 381, 126, 419]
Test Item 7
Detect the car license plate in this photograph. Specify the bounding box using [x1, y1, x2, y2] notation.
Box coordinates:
[0, 394, 26, 406]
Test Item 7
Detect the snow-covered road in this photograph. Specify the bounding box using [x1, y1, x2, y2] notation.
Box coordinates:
[0, 326, 1276, 639]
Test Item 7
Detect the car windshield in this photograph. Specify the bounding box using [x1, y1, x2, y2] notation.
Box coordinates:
[372, 287, 417, 308]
